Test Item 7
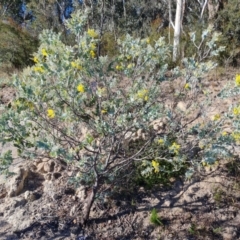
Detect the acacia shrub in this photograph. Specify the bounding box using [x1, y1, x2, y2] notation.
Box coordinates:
[0, 9, 236, 225]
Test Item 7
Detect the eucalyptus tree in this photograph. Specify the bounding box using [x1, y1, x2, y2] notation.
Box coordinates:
[173, 0, 183, 61]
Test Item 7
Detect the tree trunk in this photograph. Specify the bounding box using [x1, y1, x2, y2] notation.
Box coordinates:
[173, 0, 183, 62]
[208, 0, 220, 20]
[168, 0, 172, 44]
[82, 177, 99, 225]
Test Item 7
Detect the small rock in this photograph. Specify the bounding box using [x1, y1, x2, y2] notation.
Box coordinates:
[76, 186, 86, 201]
[115, 227, 122, 235]
[223, 226, 237, 238]
[70, 205, 77, 217]
[43, 161, 52, 173]
[184, 212, 192, 220]
[36, 162, 46, 173]
[7, 167, 29, 197]
[72, 195, 76, 201]
[7, 208, 33, 231]
[24, 190, 37, 202]
[177, 101, 187, 112]
[163, 200, 172, 207]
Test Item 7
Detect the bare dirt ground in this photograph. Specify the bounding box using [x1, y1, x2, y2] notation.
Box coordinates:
[0, 67, 240, 240]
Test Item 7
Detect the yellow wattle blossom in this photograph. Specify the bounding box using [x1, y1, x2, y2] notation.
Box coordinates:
[90, 50, 96, 58]
[184, 83, 190, 90]
[77, 84, 85, 93]
[222, 131, 228, 136]
[14, 99, 34, 110]
[137, 89, 149, 101]
[152, 160, 160, 173]
[81, 41, 86, 48]
[199, 143, 205, 149]
[158, 139, 164, 145]
[235, 74, 240, 86]
[87, 29, 98, 38]
[101, 109, 107, 114]
[33, 56, 38, 63]
[116, 65, 123, 70]
[146, 38, 150, 44]
[202, 160, 219, 167]
[71, 61, 82, 70]
[169, 142, 181, 155]
[34, 66, 44, 73]
[97, 87, 107, 97]
[134, 51, 140, 57]
[14, 99, 21, 107]
[232, 132, 240, 143]
[90, 43, 97, 50]
[127, 63, 133, 69]
[27, 101, 34, 111]
[233, 106, 240, 116]
[41, 48, 48, 57]
[202, 161, 208, 167]
[126, 55, 132, 60]
[47, 109, 55, 118]
[213, 114, 221, 121]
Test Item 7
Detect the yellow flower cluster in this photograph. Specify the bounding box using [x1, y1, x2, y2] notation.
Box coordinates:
[33, 56, 38, 63]
[127, 63, 134, 69]
[158, 139, 164, 145]
[126, 55, 132, 60]
[233, 106, 240, 116]
[115, 65, 123, 71]
[90, 50, 96, 58]
[146, 38, 150, 44]
[41, 48, 48, 57]
[199, 143, 205, 149]
[202, 160, 219, 167]
[184, 83, 190, 90]
[169, 142, 181, 155]
[101, 109, 107, 114]
[152, 160, 159, 173]
[222, 131, 228, 136]
[97, 87, 107, 97]
[236, 74, 240, 86]
[137, 89, 149, 101]
[232, 132, 240, 143]
[34, 66, 44, 73]
[14, 99, 34, 110]
[71, 61, 82, 70]
[47, 109, 55, 118]
[77, 84, 85, 93]
[27, 101, 34, 110]
[87, 29, 98, 38]
[33, 48, 48, 65]
[90, 43, 96, 50]
[213, 114, 221, 121]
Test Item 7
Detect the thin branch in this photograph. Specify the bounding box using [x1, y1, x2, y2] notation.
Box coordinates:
[200, 0, 208, 19]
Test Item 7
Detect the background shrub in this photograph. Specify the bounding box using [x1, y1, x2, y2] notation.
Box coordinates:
[0, 20, 38, 68]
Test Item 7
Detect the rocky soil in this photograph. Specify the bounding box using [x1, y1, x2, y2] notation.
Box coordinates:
[1, 148, 240, 240]
[0, 67, 240, 240]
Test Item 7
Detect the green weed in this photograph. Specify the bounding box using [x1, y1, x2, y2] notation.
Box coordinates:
[150, 208, 162, 226]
